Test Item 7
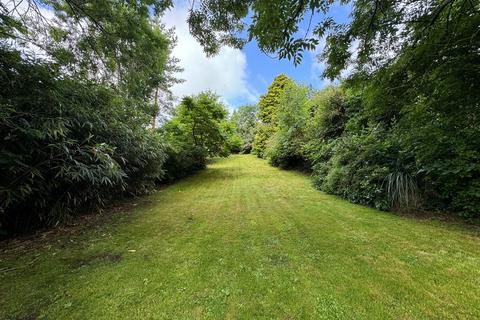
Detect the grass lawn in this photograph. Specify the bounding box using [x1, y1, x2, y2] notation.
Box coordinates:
[1, 155, 479, 319]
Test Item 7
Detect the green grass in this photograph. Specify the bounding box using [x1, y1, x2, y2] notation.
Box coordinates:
[1, 155, 480, 319]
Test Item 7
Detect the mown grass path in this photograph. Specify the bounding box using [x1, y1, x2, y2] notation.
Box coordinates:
[1, 155, 479, 319]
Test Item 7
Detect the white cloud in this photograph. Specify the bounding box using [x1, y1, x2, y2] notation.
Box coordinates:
[162, 5, 258, 109]
[5, 1, 258, 108]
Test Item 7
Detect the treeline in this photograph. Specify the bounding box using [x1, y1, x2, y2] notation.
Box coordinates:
[253, 68, 478, 217]
[0, 57, 240, 236]
[0, 2, 240, 235]
[182, 0, 480, 218]
[246, 0, 479, 218]
[0, 53, 238, 235]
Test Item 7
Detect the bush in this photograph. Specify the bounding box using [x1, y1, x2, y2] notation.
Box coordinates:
[395, 96, 480, 217]
[221, 120, 243, 154]
[281, 77, 478, 217]
[241, 144, 253, 154]
[311, 132, 391, 210]
[0, 49, 167, 234]
[226, 134, 243, 154]
[306, 87, 419, 211]
[161, 143, 207, 182]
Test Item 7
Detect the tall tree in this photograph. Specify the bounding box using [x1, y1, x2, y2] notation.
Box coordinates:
[3, 0, 180, 120]
[164, 92, 229, 156]
[267, 82, 311, 168]
[0, 0, 179, 233]
[231, 105, 258, 152]
[257, 74, 294, 124]
[253, 74, 294, 157]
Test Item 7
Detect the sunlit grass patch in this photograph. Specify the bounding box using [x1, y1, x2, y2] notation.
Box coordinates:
[1, 155, 479, 319]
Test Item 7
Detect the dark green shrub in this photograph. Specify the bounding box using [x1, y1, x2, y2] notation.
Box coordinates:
[311, 132, 391, 210]
[395, 96, 480, 217]
[0, 49, 166, 234]
[161, 144, 207, 182]
[241, 144, 253, 154]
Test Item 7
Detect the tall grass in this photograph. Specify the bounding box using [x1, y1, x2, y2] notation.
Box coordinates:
[386, 172, 421, 211]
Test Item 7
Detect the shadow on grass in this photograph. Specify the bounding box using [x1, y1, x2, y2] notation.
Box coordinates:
[65, 251, 123, 270]
[275, 162, 480, 235]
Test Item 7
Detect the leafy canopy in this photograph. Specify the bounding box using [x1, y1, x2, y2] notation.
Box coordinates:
[231, 105, 258, 149]
[187, 0, 479, 79]
[162, 92, 230, 157]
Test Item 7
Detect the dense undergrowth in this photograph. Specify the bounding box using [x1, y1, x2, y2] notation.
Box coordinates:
[0, 49, 246, 236]
[246, 1, 480, 219]
[252, 6, 479, 218]
[0, 2, 243, 236]
[253, 72, 479, 218]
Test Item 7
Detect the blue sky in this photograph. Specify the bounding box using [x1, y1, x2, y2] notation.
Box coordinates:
[232, 2, 352, 107]
[164, 2, 352, 110]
